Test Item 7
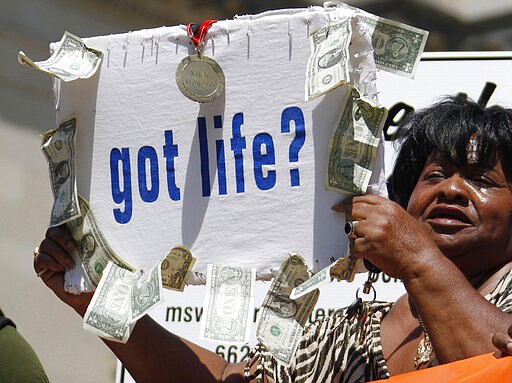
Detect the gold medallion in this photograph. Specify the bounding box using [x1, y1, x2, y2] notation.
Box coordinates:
[413, 330, 434, 368]
[175, 55, 225, 103]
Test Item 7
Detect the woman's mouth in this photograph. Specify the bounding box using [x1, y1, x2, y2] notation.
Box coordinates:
[425, 205, 473, 231]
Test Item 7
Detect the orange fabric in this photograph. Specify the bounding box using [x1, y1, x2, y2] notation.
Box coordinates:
[371, 353, 512, 382]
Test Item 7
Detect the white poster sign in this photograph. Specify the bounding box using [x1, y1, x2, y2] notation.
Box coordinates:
[54, 6, 385, 281]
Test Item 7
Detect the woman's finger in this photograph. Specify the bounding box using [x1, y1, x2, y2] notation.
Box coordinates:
[38, 236, 75, 271]
[332, 195, 386, 223]
[33, 247, 64, 291]
[46, 226, 76, 254]
[34, 249, 67, 273]
[492, 332, 512, 355]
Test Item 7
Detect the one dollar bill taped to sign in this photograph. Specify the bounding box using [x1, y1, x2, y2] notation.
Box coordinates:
[31, 4, 427, 291]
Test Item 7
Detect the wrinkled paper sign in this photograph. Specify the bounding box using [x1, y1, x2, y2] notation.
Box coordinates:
[52, 6, 387, 282]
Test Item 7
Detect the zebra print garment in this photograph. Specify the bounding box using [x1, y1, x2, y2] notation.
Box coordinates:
[256, 269, 512, 383]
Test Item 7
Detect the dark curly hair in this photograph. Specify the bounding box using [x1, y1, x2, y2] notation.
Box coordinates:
[389, 96, 512, 209]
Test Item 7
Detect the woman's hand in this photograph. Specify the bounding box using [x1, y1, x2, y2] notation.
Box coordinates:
[34, 225, 93, 317]
[332, 194, 441, 281]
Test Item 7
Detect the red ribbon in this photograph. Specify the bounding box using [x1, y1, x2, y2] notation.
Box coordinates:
[186, 20, 217, 47]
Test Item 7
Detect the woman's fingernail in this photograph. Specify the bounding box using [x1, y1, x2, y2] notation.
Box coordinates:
[65, 258, 75, 269]
[506, 341, 512, 354]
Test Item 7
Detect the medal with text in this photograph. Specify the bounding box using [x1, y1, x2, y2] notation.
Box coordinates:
[176, 20, 225, 103]
[176, 55, 224, 103]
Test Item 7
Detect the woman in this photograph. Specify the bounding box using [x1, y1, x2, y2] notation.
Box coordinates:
[34, 96, 512, 382]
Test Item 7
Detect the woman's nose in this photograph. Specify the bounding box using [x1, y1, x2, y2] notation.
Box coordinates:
[436, 174, 470, 204]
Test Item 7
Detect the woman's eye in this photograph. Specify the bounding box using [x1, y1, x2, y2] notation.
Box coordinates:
[472, 176, 496, 188]
[424, 171, 445, 181]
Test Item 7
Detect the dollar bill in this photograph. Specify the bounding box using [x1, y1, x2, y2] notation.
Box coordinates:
[161, 245, 196, 291]
[289, 261, 333, 300]
[18, 31, 102, 82]
[256, 253, 319, 365]
[41, 118, 80, 227]
[357, 13, 428, 79]
[200, 265, 256, 344]
[305, 17, 351, 101]
[325, 85, 388, 195]
[83, 261, 163, 343]
[66, 195, 135, 290]
[130, 264, 163, 321]
[330, 252, 358, 282]
[289, 246, 357, 300]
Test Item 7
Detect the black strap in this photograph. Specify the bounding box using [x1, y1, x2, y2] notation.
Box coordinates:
[0, 315, 16, 331]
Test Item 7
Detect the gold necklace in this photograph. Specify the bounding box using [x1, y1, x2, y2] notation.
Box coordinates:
[413, 316, 434, 368]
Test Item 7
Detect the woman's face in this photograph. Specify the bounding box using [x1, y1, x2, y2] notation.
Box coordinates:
[407, 152, 512, 280]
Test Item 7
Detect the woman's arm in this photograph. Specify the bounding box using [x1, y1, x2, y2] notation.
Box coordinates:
[404, 256, 512, 363]
[35, 226, 256, 383]
[103, 315, 246, 383]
